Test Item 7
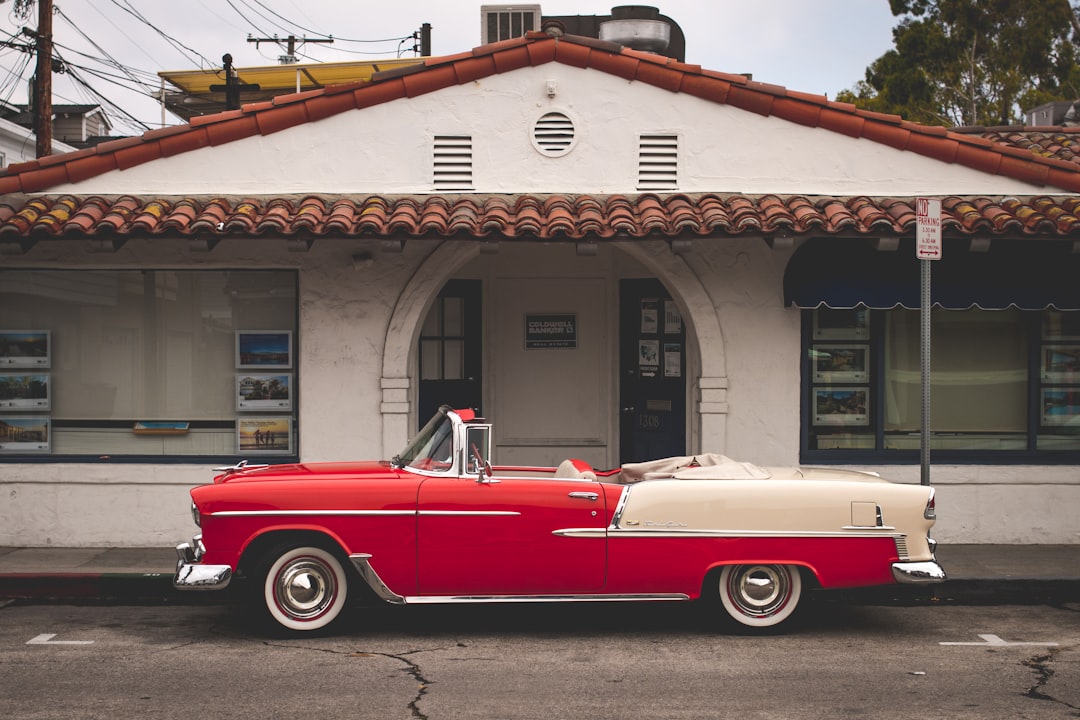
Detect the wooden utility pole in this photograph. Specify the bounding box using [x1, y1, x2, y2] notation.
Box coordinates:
[33, 0, 52, 157]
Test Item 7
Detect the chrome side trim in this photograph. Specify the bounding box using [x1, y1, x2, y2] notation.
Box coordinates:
[212, 509, 415, 517]
[892, 560, 947, 584]
[610, 485, 631, 526]
[402, 593, 689, 604]
[596, 528, 905, 539]
[419, 510, 521, 517]
[211, 509, 520, 518]
[348, 554, 406, 605]
[553, 528, 607, 538]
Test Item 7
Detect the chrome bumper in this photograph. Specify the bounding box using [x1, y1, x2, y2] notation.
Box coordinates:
[173, 536, 232, 591]
[892, 560, 947, 584]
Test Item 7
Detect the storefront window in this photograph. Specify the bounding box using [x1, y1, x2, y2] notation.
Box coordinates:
[805, 307, 1080, 461]
[0, 270, 297, 459]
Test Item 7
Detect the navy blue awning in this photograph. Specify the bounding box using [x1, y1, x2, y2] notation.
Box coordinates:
[783, 238, 1080, 310]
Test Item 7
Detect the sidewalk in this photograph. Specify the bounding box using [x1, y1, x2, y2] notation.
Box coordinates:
[0, 544, 1077, 604]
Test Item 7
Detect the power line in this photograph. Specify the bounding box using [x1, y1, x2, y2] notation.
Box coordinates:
[105, 0, 219, 71]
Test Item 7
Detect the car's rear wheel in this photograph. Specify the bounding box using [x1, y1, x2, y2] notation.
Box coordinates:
[716, 564, 802, 629]
[260, 545, 348, 632]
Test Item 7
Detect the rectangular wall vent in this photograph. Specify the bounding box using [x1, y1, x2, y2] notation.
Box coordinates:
[637, 134, 679, 190]
[480, 4, 541, 44]
[433, 135, 473, 191]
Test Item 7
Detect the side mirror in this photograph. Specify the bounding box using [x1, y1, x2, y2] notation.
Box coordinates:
[464, 424, 493, 480]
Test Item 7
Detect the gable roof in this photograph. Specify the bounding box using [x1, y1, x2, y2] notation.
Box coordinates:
[3, 30, 1080, 196]
[1, 31, 1080, 249]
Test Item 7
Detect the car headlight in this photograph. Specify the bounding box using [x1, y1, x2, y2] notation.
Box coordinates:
[191, 501, 201, 528]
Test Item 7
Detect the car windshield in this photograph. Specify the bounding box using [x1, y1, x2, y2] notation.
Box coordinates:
[393, 407, 456, 472]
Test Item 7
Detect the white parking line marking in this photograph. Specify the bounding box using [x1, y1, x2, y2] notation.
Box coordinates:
[26, 633, 94, 645]
[940, 633, 1059, 647]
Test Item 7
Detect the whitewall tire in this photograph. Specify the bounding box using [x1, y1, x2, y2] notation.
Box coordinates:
[262, 546, 348, 632]
[717, 564, 802, 629]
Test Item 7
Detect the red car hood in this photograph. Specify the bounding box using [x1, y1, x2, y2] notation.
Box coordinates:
[214, 460, 395, 483]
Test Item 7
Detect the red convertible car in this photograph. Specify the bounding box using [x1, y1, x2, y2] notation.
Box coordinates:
[175, 406, 945, 633]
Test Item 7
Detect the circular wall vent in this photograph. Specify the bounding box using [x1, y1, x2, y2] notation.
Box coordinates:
[531, 111, 577, 157]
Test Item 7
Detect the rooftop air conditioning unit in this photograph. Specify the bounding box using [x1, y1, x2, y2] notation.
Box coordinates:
[481, 4, 541, 45]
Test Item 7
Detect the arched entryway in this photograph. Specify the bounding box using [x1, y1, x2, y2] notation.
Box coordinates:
[380, 240, 728, 464]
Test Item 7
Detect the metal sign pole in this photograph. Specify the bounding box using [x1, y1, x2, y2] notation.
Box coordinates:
[920, 258, 931, 486]
[915, 197, 941, 487]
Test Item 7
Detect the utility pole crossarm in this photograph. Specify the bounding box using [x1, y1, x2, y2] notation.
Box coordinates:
[247, 34, 333, 64]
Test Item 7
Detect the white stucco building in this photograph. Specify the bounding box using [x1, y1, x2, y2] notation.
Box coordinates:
[1, 28, 1078, 547]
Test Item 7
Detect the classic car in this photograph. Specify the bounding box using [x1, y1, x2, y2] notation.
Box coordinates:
[174, 406, 945, 633]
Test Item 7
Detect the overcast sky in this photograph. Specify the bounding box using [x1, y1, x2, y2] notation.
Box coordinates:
[0, 1, 899, 136]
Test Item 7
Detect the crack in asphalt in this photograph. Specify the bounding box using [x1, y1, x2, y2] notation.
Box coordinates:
[256, 639, 439, 719]
[1021, 649, 1079, 712]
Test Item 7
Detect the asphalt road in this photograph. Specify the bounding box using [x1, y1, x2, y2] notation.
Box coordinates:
[1, 599, 1077, 719]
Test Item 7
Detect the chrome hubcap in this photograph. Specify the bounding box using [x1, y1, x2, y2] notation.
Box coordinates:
[275, 558, 335, 620]
[729, 565, 789, 617]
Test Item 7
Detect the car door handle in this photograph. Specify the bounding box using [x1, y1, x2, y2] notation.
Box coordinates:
[568, 491, 599, 501]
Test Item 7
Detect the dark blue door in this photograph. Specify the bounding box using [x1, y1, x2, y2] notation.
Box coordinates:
[619, 279, 686, 463]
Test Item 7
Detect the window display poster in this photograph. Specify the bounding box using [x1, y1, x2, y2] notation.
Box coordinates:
[237, 416, 293, 454]
[236, 373, 293, 411]
[664, 300, 682, 334]
[1042, 345, 1080, 383]
[639, 339, 659, 377]
[0, 330, 50, 368]
[236, 331, 292, 369]
[1041, 388, 1080, 426]
[640, 300, 659, 334]
[813, 387, 869, 426]
[0, 373, 50, 410]
[664, 343, 682, 378]
[812, 345, 869, 383]
[0, 416, 50, 452]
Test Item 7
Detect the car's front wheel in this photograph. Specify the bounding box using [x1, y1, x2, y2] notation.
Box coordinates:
[260, 545, 348, 632]
[716, 564, 802, 629]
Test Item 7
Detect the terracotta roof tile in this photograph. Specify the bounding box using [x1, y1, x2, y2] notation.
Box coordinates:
[158, 127, 211, 157]
[114, 141, 162, 170]
[771, 97, 822, 127]
[205, 116, 260, 146]
[581, 46, 637, 80]
[353, 78, 407, 108]
[304, 91, 358, 121]
[452, 55, 498, 84]
[255, 103, 311, 135]
[726, 83, 775, 116]
[907, 132, 958, 163]
[403, 64, 458, 97]
[818, 106, 864, 138]
[1, 193, 1080, 243]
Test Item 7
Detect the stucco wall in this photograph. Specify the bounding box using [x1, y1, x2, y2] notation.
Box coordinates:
[2, 236, 1077, 546]
[48, 65, 1053, 198]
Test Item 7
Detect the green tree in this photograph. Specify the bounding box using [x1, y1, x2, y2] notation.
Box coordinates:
[837, 0, 1080, 127]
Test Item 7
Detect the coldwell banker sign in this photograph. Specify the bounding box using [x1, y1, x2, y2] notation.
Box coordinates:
[525, 314, 577, 349]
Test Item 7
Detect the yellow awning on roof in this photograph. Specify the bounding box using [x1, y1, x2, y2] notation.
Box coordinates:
[157, 58, 426, 120]
[158, 57, 425, 95]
